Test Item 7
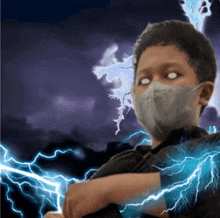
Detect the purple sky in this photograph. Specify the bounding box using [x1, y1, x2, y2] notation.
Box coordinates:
[2, 0, 220, 158]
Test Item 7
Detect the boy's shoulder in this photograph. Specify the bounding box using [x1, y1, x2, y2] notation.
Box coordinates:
[190, 131, 220, 154]
[199, 130, 220, 144]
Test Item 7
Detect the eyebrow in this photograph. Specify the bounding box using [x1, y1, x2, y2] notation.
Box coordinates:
[137, 63, 186, 76]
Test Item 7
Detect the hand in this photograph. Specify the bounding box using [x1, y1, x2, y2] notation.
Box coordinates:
[43, 211, 64, 218]
[62, 179, 110, 218]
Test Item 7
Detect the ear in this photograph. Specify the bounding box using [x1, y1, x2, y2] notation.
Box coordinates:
[199, 81, 215, 106]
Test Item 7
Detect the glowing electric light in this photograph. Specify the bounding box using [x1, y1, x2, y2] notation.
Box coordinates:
[180, 0, 212, 32]
[1, 144, 98, 217]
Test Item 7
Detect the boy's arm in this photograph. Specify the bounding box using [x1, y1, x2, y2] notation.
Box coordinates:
[104, 172, 169, 218]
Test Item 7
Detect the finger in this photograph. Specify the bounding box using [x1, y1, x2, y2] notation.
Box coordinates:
[63, 198, 74, 218]
[62, 198, 68, 218]
[67, 199, 74, 218]
[44, 211, 64, 218]
[71, 207, 81, 218]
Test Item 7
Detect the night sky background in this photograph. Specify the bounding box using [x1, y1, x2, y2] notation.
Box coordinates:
[1, 0, 220, 217]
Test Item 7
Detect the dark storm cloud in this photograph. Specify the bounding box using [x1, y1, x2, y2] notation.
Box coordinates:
[1, 114, 87, 160]
[0, 114, 136, 160]
[2, 20, 117, 129]
[3, 2, 157, 144]
[1, 115, 48, 160]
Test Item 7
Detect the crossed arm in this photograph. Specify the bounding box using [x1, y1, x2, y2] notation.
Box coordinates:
[44, 172, 169, 218]
[100, 172, 169, 217]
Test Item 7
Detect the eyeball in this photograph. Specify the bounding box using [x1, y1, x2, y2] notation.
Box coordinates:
[167, 72, 177, 79]
[141, 78, 150, 84]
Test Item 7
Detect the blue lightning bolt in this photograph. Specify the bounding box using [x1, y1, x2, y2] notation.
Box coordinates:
[117, 129, 152, 148]
[92, 44, 134, 135]
[1, 144, 99, 217]
[180, 0, 212, 32]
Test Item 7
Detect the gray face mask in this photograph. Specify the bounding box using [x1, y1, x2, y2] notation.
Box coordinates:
[131, 81, 204, 142]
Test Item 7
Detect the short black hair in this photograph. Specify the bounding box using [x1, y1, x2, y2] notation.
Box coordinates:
[132, 19, 217, 117]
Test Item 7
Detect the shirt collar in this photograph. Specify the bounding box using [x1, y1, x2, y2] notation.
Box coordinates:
[151, 125, 209, 154]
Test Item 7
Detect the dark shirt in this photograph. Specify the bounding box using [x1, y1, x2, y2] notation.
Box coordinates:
[84, 125, 220, 218]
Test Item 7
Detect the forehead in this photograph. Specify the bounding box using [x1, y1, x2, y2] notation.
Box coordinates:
[136, 45, 189, 75]
[137, 62, 186, 76]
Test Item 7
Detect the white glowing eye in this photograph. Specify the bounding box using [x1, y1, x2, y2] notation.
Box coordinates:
[167, 72, 177, 79]
[141, 78, 150, 84]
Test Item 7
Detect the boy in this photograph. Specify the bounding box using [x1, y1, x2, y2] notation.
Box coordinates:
[45, 20, 220, 218]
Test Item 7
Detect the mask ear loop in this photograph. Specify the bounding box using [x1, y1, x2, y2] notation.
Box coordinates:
[184, 82, 204, 128]
[189, 82, 204, 105]
[192, 82, 204, 91]
[194, 82, 205, 122]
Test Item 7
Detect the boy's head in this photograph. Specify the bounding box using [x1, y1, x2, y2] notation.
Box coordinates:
[132, 19, 217, 118]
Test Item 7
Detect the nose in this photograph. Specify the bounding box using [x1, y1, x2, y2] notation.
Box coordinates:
[151, 74, 164, 84]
